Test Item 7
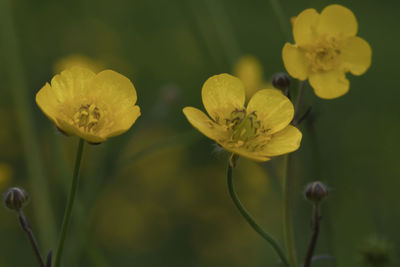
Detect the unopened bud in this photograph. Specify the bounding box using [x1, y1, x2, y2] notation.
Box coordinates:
[272, 72, 291, 92]
[305, 181, 328, 203]
[4, 187, 29, 211]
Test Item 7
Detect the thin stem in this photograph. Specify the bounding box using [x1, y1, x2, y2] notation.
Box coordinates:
[282, 155, 298, 267]
[18, 211, 46, 267]
[282, 80, 307, 267]
[293, 81, 306, 126]
[304, 203, 321, 267]
[227, 162, 289, 266]
[54, 138, 85, 267]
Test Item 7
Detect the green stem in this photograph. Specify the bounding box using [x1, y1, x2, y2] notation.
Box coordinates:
[227, 162, 289, 266]
[54, 138, 85, 267]
[282, 155, 298, 267]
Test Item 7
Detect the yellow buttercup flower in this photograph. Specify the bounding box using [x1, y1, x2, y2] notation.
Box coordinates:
[183, 74, 302, 161]
[282, 4, 372, 99]
[36, 67, 141, 143]
[53, 54, 104, 74]
[233, 55, 263, 100]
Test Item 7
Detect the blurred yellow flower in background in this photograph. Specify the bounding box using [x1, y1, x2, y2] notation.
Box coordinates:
[0, 163, 12, 190]
[283, 4, 372, 99]
[53, 54, 104, 74]
[233, 55, 266, 100]
[183, 74, 302, 161]
[36, 67, 140, 143]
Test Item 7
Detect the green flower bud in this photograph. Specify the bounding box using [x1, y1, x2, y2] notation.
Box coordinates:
[4, 187, 29, 211]
[305, 181, 328, 203]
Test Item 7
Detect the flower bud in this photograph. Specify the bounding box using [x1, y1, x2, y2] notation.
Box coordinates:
[272, 72, 291, 92]
[4, 187, 29, 211]
[304, 181, 328, 203]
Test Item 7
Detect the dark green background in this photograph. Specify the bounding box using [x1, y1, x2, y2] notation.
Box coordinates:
[0, 0, 398, 266]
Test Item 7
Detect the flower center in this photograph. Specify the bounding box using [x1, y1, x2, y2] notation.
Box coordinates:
[304, 36, 342, 72]
[73, 104, 101, 132]
[226, 109, 261, 143]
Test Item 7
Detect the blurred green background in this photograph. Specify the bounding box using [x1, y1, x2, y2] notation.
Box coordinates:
[0, 0, 399, 266]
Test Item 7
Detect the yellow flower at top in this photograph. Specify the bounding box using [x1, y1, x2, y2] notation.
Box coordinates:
[36, 67, 140, 143]
[233, 55, 263, 99]
[183, 74, 302, 162]
[282, 4, 372, 99]
[53, 54, 104, 74]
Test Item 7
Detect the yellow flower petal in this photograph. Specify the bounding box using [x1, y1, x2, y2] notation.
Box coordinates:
[260, 125, 302, 156]
[90, 70, 137, 106]
[201, 74, 245, 122]
[246, 89, 294, 134]
[50, 67, 96, 101]
[183, 107, 227, 141]
[107, 105, 141, 138]
[224, 147, 271, 162]
[317, 4, 358, 37]
[309, 70, 349, 99]
[56, 118, 106, 143]
[36, 82, 61, 125]
[341, 36, 372, 75]
[293, 8, 319, 45]
[282, 43, 309, 80]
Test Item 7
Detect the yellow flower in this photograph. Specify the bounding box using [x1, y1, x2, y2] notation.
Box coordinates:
[233, 55, 263, 99]
[36, 67, 141, 143]
[53, 54, 104, 74]
[282, 4, 372, 99]
[183, 74, 302, 161]
[0, 163, 12, 190]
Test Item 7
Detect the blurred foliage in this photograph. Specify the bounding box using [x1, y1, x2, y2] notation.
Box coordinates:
[0, 0, 399, 266]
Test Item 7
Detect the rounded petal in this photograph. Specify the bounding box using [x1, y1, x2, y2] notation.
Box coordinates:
[282, 43, 309, 80]
[36, 83, 60, 124]
[91, 70, 137, 106]
[183, 107, 227, 141]
[247, 89, 294, 134]
[106, 105, 141, 138]
[341, 36, 372, 75]
[201, 74, 245, 122]
[317, 5, 358, 37]
[293, 8, 319, 45]
[309, 70, 349, 99]
[223, 146, 271, 162]
[260, 125, 302, 156]
[50, 67, 96, 101]
[56, 118, 106, 143]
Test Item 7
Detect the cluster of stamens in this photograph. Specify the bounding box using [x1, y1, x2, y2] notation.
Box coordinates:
[220, 109, 269, 151]
[73, 103, 101, 132]
[304, 36, 342, 72]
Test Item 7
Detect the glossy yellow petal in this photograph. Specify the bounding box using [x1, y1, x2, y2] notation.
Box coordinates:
[247, 89, 294, 134]
[309, 70, 349, 99]
[183, 107, 227, 141]
[260, 125, 302, 156]
[202, 74, 245, 122]
[106, 105, 141, 138]
[282, 43, 309, 80]
[341, 36, 372, 75]
[293, 8, 319, 45]
[50, 67, 96, 101]
[317, 5, 358, 37]
[90, 70, 137, 106]
[36, 83, 61, 124]
[56, 118, 105, 143]
[222, 146, 271, 162]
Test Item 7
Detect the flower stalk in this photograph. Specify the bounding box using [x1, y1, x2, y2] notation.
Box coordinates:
[226, 160, 289, 266]
[54, 138, 85, 267]
[304, 203, 321, 267]
[18, 210, 46, 267]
